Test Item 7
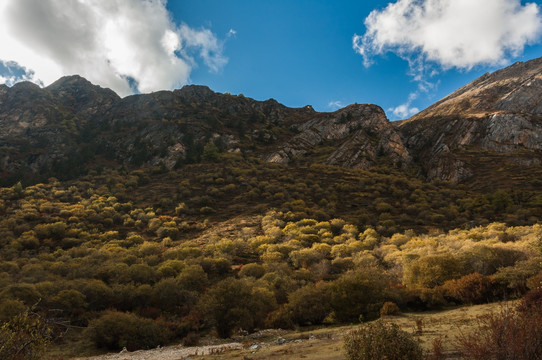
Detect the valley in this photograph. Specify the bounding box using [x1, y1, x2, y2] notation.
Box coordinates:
[1, 57, 542, 359]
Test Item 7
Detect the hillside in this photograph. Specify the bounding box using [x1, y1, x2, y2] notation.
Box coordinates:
[398, 57, 542, 183]
[0, 77, 407, 186]
[1, 58, 542, 359]
[2, 59, 542, 189]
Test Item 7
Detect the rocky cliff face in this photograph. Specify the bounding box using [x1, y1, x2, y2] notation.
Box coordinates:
[0, 77, 404, 184]
[1, 56, 542, 186]
[266, 104, 411, 168]
[397, 57, 542, 183]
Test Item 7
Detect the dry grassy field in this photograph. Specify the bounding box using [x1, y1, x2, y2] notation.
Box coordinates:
[59, 301, 511, 360]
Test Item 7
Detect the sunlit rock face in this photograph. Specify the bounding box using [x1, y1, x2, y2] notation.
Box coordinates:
[397, 57, 542, 183]
[266, 104, 411, 170]
[1, 56, 542, 186]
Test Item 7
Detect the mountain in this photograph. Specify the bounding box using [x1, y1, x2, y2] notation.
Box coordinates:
[397, 57, 542, 184]
[0, 77, 409, 185]
[1, 57, 542, 188]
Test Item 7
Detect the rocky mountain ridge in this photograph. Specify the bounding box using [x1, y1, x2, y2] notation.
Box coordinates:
[0, 76, 408, 184]
[398, 57, 542, 183]
[1, 56, 542, 186]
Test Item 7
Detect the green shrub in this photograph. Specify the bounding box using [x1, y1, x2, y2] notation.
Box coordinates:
[329, 268, 391, 322]
[287, 282, 331, 326]
[238, 263, 266, 279]
[199, 278, 277, 338]
[344, 321, 423, 360]
[87, 311, 170, 351]
[0, 299, 26, 322]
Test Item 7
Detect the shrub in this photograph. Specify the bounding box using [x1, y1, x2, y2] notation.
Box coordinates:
[517, 288, 542, 313]
[440, 273, 494, 304]
[403, 254, 462, 288]
[0, 310, 52, 360]
[427, 337, 445, 360]
[238, 263, 265, 279]
[456, 303, 542, 360]
[329, 268, 391, 322]
[51, 289, 87, 317]
[87, 311, 170, 351]
[344, 321, 423, 360]
[287, 282, 331, 326]
[182, 332, 199, 346]
[0, 284, 41, 306]
[199, 278, 277, 338]
[0, 299, 26, 322]
[380, 301, 401, 316]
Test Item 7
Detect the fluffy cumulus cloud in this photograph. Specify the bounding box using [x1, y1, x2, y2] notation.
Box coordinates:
[0, 0, 227, 96]
[389, 92, 420, 119]
[0, 60, 37, 86]
[354, 0, 542, 73]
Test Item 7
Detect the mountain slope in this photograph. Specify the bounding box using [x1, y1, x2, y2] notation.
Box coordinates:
[1, 57, 542, 187]
[266, 103, 411, 169]
[397, 57, 542, 183]
[0, 78, 408, 185]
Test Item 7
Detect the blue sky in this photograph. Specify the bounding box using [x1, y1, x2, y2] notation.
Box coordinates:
[0, 0, 541, 120]
[172, 0, 542, 119]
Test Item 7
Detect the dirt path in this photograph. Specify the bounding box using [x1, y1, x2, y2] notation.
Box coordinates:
[72, 302, 510, 360]
[72, 343, 243, 360]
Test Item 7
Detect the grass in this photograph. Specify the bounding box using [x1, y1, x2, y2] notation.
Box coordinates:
[45, 301, 517, 359]
[186, 301, 514, 360]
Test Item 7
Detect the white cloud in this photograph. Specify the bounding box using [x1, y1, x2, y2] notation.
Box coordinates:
[354, 0, 542, 75]
[227, 29, 237, 38]
[328, 100, 345, 110]
[389, 92, 420, 119]
[0, 0, 228, 96]
[390, 103, 420, 119]
[0, 60, 36, 86]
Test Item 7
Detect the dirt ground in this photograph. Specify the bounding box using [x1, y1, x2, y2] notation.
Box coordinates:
[70, 302, 510, 360]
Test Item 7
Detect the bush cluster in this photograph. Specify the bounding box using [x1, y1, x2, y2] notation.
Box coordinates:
[457, 290, 542, 360]
[87, 311, 170, 351]
[0, 163, 540, 352]
[344, 321, 423, 360]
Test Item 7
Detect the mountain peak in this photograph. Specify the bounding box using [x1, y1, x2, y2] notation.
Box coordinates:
[46, 75, 93, 90]
[407, 57, 542, 122]
[10, 81, 42, 92]
[176, 84, 216, 101]
[46, 75, 119, 99]
[399, 56, 542, 183]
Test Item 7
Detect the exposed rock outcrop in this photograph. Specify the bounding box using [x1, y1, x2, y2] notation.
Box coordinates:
[398, 57, 542, 182]
[2, 56, 542, 186]
[0, 78, 404, 184]
[267, 104, 411, 168]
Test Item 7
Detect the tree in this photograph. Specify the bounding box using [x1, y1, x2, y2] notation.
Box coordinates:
[287, 282, 331, 325]
[199, 278, 277, 338]
[202, 141, 220, 162]
[329, 268, 391, 322]
[12, 182, 23, 198]
[87, 311, 170, 351]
